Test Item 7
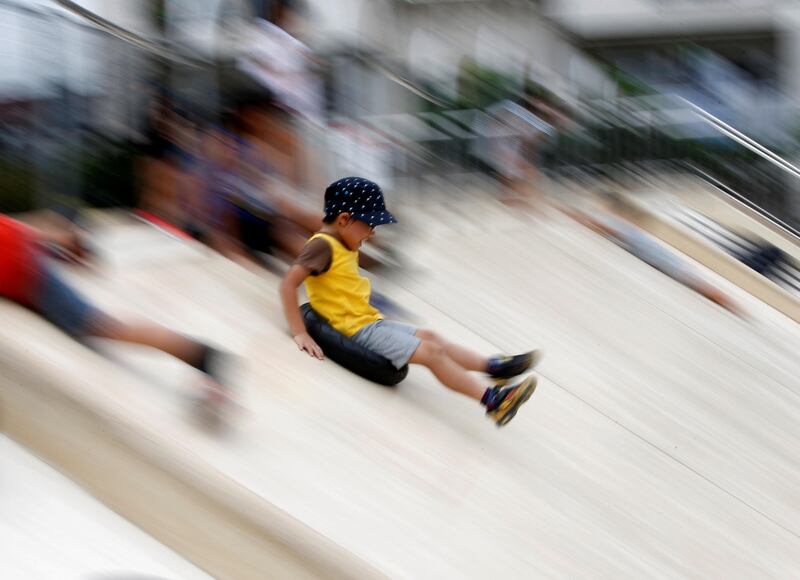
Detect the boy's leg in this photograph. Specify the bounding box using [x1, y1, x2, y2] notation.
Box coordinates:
[415, 328, 541, 379]
[414, 329, 488, 372]
[91, 319, 206, 368]
[33, 262, 227, 385]
[408, 339, 486, 400]
[691, 282, 742, 316]
[651, 256, 744, 316]
[92, 319, 234, 409]
[355, 321, 537, 425]
[352, 321, 484, 399]
[409, 339, 537, 426]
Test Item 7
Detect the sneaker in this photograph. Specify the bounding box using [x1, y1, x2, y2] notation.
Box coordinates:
[488, 350, 543, 381]
[485, 376, 538, 427]
[189, 347, 239, 412]
[198, 376, 237, 409]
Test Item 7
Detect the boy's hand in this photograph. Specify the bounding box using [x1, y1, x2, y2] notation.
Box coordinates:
[40, 234, 94, 268]
[62, 230, 95, 266]
[294, 332, 324, 360]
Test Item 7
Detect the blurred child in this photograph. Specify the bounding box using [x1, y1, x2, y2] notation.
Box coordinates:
[562, 192, 743, 315]
[239, 0, 323, 188]
[220, 92, 322, 262]
[281, 177, 542, 427]
[0, 213, 233, 409]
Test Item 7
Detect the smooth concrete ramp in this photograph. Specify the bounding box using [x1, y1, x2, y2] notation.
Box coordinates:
[3, 203, 800, 579]
[1, 434, 210, 580]
[624, 174, 800, 322]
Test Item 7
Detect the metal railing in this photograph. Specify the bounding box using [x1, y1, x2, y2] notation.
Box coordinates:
[538, 94, 800, 237]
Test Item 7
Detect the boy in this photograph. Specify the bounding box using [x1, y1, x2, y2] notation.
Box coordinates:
[280, 177, 540, 427]
[561, 192, 742, 315]
[0, 214, 232, 409]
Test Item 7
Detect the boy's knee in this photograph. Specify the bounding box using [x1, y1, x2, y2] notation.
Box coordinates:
[415, 328, 442, 344]
[413, 339, 445, 366]
[86, 314, 124, 339]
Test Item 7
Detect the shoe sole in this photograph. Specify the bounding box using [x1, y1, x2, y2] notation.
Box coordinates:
[495, 376, 537, 427]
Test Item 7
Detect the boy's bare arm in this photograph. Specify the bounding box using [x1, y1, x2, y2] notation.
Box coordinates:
[280, 264, 324, 360]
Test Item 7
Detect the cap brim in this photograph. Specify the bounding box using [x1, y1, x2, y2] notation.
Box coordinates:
[354, 211, 398, 227]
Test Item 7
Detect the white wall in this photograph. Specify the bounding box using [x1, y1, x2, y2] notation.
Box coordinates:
[389, 1, 606, 100]
[545, 0, 800, 102]
[0, 0, 152, 98]
[544, 0, 778, 38]
[305, 0, 368, 48]
[776, 3, 800, 100]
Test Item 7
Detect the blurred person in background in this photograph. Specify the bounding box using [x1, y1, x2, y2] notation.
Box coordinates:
[195, 89, 323, 270]
[142, 87, 175, 158]
[141, 88, 200, 162]
[238, 0, 323, 189]
[0, 212, 233, 410]
[138, 149, 195, 234]
[475, 86, 564, 214]
[735, 237, 789, 282]
[137, 91, 205, 233]
[161, 88, 400, 279]
[560, 191, 743, 316]
[132, 83, 316, 270]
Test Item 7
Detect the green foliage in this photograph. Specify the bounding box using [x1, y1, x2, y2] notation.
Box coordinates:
[0, 157, 35, 213]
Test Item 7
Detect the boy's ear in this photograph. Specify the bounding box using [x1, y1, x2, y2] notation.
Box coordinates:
[338, 212, 352, 224]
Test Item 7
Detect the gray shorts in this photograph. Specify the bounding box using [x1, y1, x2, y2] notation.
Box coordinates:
[351, 319, 420, 369]
[613, 220, 702, 288]
[33, 261, 108, 338]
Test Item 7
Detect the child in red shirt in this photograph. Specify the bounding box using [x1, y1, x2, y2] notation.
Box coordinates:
[0, 215, 232, 410]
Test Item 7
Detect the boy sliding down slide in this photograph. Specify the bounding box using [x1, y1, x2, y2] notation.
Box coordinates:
[0, 214, 233, 412]
[281, 177, 542, 427]
[560, 191, 743, 317]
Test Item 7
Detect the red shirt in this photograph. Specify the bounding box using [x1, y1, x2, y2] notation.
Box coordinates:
[0, 215, 41, 305]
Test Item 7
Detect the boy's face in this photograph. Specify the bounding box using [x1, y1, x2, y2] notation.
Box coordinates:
[336, 214, 374, 251]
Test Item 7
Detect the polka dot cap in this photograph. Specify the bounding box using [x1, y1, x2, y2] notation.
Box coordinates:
[323, 176, 398, 227]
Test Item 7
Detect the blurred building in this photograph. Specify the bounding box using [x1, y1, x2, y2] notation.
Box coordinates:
[159, 0, 612, 115]
[0, 0, 156, 136]
[544, 0, 800, 136]
[6, 0, 800, 220]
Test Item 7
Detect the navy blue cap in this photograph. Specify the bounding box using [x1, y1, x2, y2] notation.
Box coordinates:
[324, 177, 397, 227]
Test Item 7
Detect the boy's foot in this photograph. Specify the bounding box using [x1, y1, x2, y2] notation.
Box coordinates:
[188, 347, 240, 425]
[485, 376, 538, 427]
[189, 377, 240, 429]
[198, 376, 237, 407]
[488, 350, 543, 381]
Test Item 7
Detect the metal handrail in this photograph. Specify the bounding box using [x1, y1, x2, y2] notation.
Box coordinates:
[581, 94, 800, 242]
[685, 163, 800, 243]
[49, 0, 209, 67]
[676, 96, 800, 182]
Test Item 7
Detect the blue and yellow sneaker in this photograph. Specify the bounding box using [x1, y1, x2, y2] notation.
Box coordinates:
[483, 376, 538, 427]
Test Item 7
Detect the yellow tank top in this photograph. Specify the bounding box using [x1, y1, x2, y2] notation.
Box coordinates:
[304, 233, 382, 336]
